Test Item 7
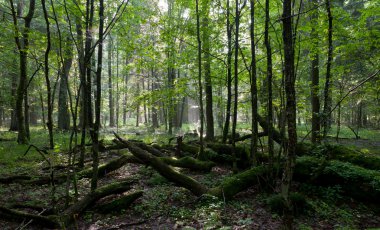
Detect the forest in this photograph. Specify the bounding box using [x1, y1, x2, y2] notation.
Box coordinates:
[0, 0, 379, 229]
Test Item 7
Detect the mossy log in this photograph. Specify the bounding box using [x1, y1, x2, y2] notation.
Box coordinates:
[295, 144, 380, 171]
[0, 155, 138, 185]
[0, 175, 32, 184]
[114, 133, 269, 200]
[61, 179, 136, 226]
[322, 144, 380, 171]
[96, 191, 143, 213]
[0, 206, 59, 228]
[114, 134, 208, 196]
[234, 132, 268, 142]
[208, 165, 268, 199]
[159, 156, 216, 172]
[294, 156, 380, 203]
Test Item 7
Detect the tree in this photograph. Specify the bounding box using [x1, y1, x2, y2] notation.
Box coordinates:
[195, 0, 205, 159]
[281, 0, 297, 228]
[41, 0, 54, 149]
[310, 0, 320, 144]
[222, 0, 233, 144]
[9, 0, 36, 144]
[249, 0, 258, 165]
[202, 0, 214, 140]
[323, 0, 333, 138]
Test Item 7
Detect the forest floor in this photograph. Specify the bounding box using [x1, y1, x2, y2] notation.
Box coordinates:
[0, 126, 380, 229]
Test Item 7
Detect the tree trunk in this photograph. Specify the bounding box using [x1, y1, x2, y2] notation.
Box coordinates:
[281, 0, 297, 228]
[42, 0, 54, 149]
[9, 0, 36, 144]
[310, 0, 320, 144]
[108, 37, 115, 127]
[195, 0, 205, 159]
[250, 0, 258, 166]
[58, 39, 73, 131]
[91, 0, 104, 191]
[264, 0, 274, 172]
[323, 0, 333, 138]
[222, 0, 232, 144]
[202, 0, 214, 140]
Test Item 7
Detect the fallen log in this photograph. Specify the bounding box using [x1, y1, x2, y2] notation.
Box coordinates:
[208, 165, 268, 199]
[294, 156, 380, 203]
[0, 155, 138, 185]
[0, 175, 32, 184]
[160, 156, 216, 172]
[96, 190, 143, 213]
[0, 206, 59, 228]
[234, 132, 268, 142]
[61, 179, 136, 226]
[114, 133, 269, 200]
[114, 134, 208, 196]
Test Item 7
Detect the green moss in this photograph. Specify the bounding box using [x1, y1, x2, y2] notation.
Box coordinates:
[208, 165, 268, 199]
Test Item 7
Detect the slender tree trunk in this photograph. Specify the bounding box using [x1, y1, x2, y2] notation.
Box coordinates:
[123, 58, 129, 126]
[310, 0, 320, 144]
[281, 0, 297, 228]
[222, 0, 232, 143]
[108, 37, 115, 127]
[232, 0, 244, 172]
[323, 0, 333, 138]
[195, 0, 205, 159]
[24, 92, 30, 139]
[201, 0, 214, 140]
[264, 0, 274, 172]
[250, 0, 258, 166]
[91, 0, 104, 191]
[9, 0, 35, 144]
[42, 0, 54, 149]
[58, 39, 73, 131]
[10, 68, 18, 131]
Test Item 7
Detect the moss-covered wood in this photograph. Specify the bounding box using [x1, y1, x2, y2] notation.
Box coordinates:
[0, 206, 60, 228]
[294, 156, 380, 203]
[96, 190, 143, 213]
[208, 165, 268, 200]
[114, 133, 209, 196]
[0, 155, 138, 185]
[61, 179, 136, 226]
[296, 144, 380, 171]
[159, 156, 216, 172]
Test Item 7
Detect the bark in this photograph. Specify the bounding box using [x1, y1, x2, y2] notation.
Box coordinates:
[222, 0, 233, 143]
[108, 37, 115, 127]
[264, 0, 274, 170]
[42, 0, 54, 149]
[9, 0, 36, 144]
[195, 0, 205, 159]
[310, 0, 320, 144]
[202, 0, 214, 140]
[323, 0, 333, 137]
[58, 39, 73, 131]
[250, 0, 258, 165]
[281, 0, 297, 228]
